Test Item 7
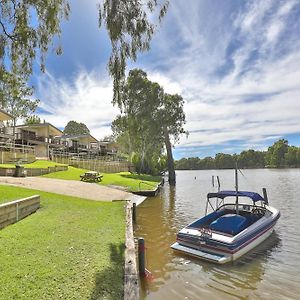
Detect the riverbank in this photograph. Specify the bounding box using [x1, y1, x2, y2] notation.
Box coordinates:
[0, 185, 125, 299]
[0, 165, 161, 298]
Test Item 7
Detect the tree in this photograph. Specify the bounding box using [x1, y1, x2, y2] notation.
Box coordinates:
[25, 115, 41, 125]
[0, 71, 39, 124]
[111, 70, 165, 174]
[112, 69, 186, 181]
[266, 139, 289, 167]
[285, 146, 299, 167]
[157, 93, 186, 184]
[99, 0, 169, 105]
[63, 120, 90, 135]
[0, 0, 70, 78]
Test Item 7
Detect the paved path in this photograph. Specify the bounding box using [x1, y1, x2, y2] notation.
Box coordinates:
[0, 176, 145, 203]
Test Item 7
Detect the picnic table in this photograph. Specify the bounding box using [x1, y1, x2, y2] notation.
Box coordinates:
[80, 171, 103, 182]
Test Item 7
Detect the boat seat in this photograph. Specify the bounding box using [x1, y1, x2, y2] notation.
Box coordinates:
[209, 214, 248, 235]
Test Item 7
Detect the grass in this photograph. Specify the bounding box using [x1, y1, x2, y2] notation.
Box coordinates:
[42, 166, 161, 192]
[0, 185, 125, 299]
[0, 160, 67, 169]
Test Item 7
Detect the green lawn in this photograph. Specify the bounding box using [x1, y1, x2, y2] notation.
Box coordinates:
[0, 160, 67, 169]
[0, 185, 125, 299]
[42, 166, 161, 192]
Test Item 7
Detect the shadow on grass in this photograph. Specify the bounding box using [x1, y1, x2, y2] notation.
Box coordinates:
[90, 242, 125, 300]
[120, 173, 161, 183]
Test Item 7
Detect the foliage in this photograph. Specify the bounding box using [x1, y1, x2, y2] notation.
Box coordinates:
[0, 185, 125, 299]
[63, 120, 90, 135]
[0, 71, 39, 122]
[25, 114, 41, 124]
[42, 167, 161, 192]
[112, 69, 186, 178]
[175, 139, 300, 170]
[98, 0, 169, 105]
[265, 139, 289, 167]
[0, 0, 70, 77]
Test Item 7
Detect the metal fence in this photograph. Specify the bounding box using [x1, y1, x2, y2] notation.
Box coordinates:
[52, 152, 134, 173]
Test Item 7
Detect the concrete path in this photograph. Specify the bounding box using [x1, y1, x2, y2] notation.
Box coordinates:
[0, 176, 145, 203]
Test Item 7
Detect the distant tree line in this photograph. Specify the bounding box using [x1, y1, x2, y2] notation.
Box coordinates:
[175, 139, 300, 170]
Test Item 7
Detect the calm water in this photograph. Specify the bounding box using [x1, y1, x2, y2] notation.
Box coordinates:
[135, 169, 300, 300]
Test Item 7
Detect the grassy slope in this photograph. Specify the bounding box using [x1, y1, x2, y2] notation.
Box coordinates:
[42, 167, 161, 192]
[0, 185, 125, 299]
[0, 160, 67, 169]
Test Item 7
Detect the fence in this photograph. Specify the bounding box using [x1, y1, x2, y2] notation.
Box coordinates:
[53, 153, 134, 173]
[0, 142, 36, 164]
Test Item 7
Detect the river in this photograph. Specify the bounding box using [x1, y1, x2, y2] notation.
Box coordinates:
[135, 169, 300, 300]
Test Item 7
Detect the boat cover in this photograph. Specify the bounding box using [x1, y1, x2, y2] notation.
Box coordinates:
[209, 214, 248, 235]
[207, 190, 265, 202]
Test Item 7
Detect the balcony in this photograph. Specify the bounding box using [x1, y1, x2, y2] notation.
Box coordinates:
[15, 131, 46, 143]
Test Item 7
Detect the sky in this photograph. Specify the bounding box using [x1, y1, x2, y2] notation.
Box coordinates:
[32, 0, 300, 159]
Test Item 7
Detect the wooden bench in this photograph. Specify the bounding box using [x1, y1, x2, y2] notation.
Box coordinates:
[80, 171, 103, 182]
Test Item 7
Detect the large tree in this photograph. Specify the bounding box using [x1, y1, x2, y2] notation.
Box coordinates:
[63, 120, 90, 135]
[1, 0, 168, 98]
[99, 0, 169, 105]
[157, 93, 186, 184]
[0, 0, 70, 78]
[112, 69, 186, 182]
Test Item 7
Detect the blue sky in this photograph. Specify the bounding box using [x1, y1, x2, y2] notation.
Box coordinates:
[32, 0, 300, 159]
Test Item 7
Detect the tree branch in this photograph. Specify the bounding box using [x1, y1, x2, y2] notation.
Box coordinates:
[0, 19, 16, 41]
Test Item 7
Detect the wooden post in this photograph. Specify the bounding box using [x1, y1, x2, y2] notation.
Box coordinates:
[132, 203, 137, 224]
[235, 163, 239, 215]
[262, 188, 269, 205]
[138, 238, 146, 277]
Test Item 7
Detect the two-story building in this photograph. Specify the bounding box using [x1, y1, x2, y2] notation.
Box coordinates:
[14, 123, 63, 158]
[55, 133, 99, 155]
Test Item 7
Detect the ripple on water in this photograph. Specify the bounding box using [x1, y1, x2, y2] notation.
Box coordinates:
[136, 170, 300, 300]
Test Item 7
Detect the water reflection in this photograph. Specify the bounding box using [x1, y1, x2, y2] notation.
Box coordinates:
[135, 170, 300, 300]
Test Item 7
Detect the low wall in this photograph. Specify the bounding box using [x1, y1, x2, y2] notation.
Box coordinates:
[124, 201, 139, 300]
[0, 195, 40, 229]
[0, 165, 68, 177]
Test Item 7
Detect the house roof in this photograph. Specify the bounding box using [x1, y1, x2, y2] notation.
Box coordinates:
[16, 123, 63, 136]
[0, 108, 14, 121]
[58, 133, 98, 143]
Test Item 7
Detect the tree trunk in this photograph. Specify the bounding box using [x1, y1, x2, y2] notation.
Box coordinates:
[163, 126, 176, 185]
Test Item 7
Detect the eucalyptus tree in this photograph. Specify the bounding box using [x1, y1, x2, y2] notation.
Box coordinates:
[157, 93, 186, 184]
[99, 0, 169, 105]
[112, 69, 165, 174]
[112, 69, 186, 182]
[0, 0, 70, 77]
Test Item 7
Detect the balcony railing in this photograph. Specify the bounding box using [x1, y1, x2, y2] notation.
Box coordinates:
[15, 132, 46, 143]
[0, 142, 35, 154]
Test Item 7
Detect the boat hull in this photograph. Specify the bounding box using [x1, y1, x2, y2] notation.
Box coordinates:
[171, 205, 280, 264]
[171, 225, 275, 264]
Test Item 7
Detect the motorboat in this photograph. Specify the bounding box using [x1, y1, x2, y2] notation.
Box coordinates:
[171, 170, 280, 264]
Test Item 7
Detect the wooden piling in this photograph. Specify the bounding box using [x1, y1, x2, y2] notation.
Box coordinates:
[262, 188, 269, 204]
[132, 202, 137, 224]
[138, 238, 146, 277]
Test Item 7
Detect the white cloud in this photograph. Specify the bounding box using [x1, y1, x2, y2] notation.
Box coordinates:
[36, 70, 119, 139]
[143, 0, 300, 156]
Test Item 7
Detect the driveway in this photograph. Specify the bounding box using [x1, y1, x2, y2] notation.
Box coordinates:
[0, 176, 145, 203]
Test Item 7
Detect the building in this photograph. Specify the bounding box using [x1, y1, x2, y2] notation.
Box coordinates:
[0, 109, 14, 143]
[14, 123, 63, 158]
[55, 133, 99, 155]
